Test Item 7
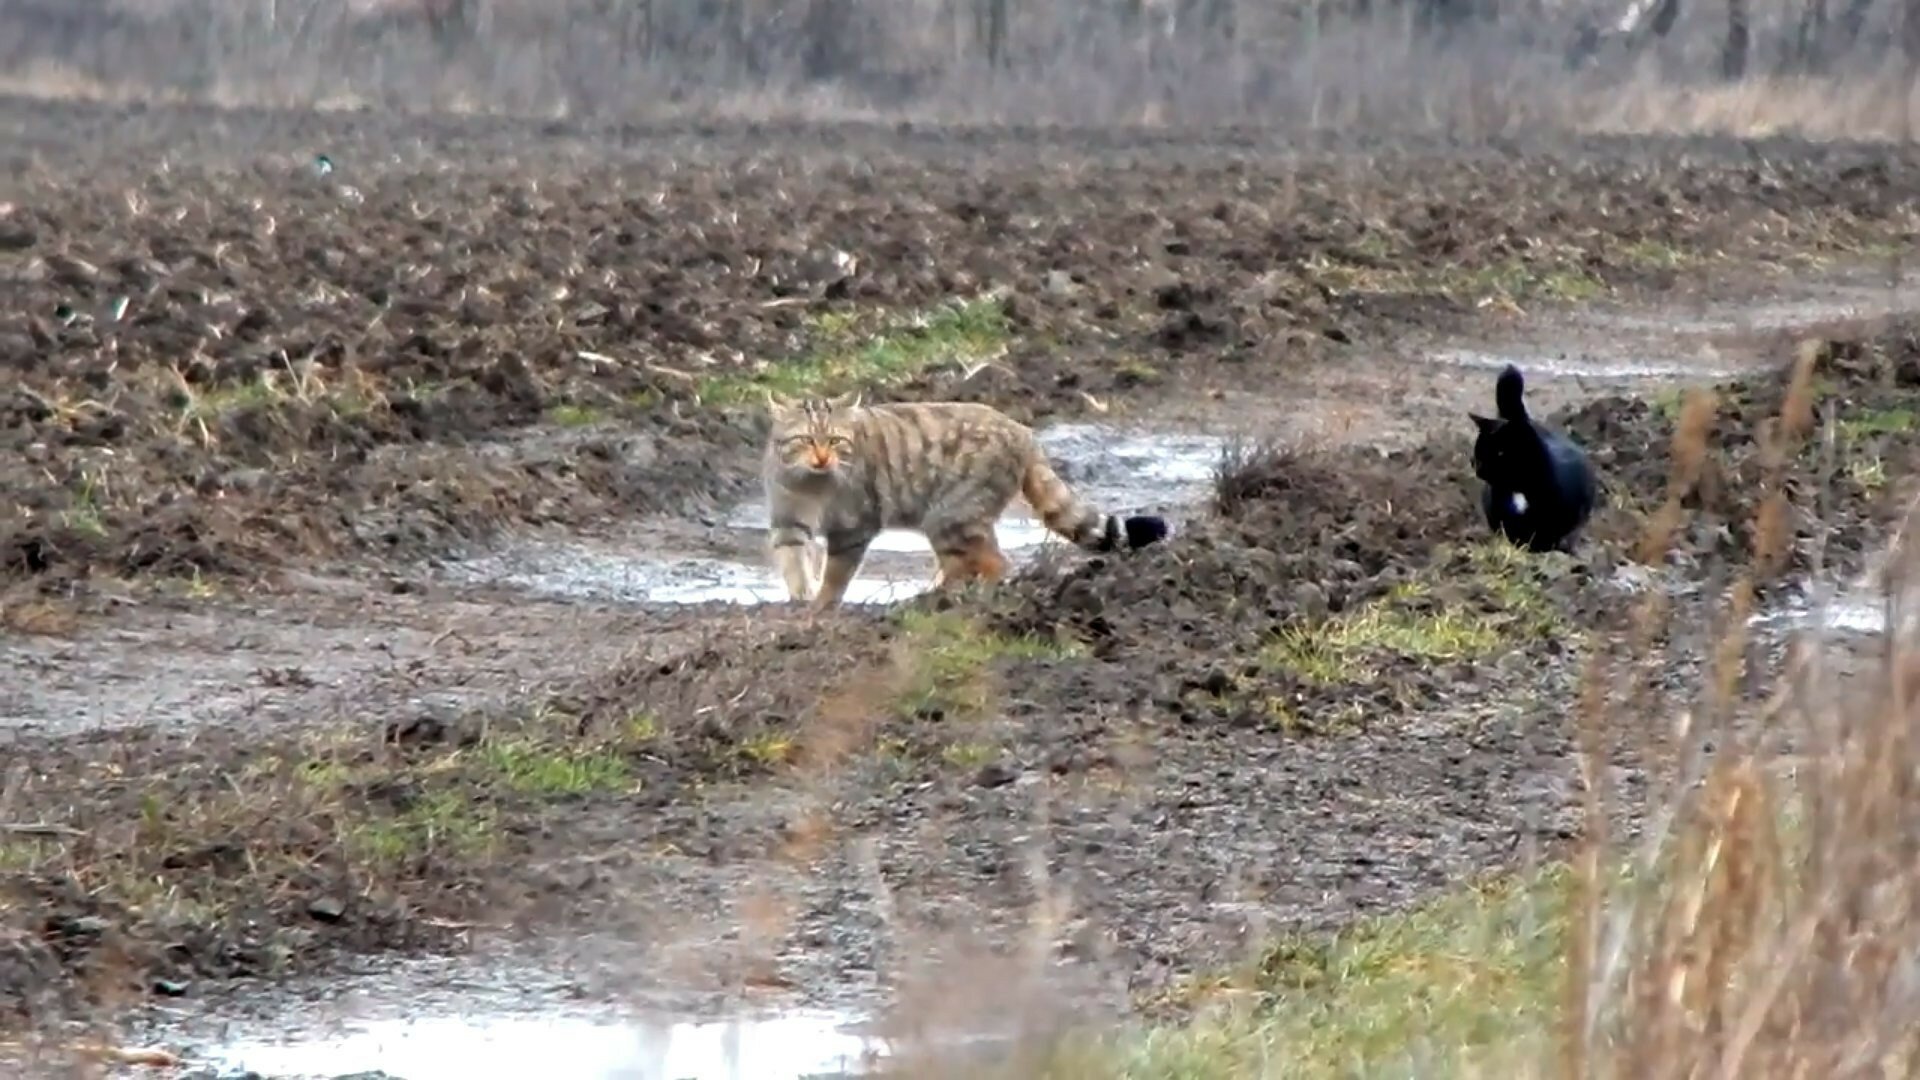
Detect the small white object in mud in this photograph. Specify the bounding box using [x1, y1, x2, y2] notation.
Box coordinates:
[1745, 595, 1887, 637]
[1818, 600, 1887, 636]
[206, 1008, 888, 1080]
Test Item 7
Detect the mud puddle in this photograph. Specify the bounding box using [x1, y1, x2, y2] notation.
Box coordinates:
[1752, 592, 1889, 638]
[190, 1008, 890, 1080]
[442, 423, 1228, 609]
[443, 543, 938, 608]
[1424, 347, 1750, 382]
[121, 940, 1029, 1080]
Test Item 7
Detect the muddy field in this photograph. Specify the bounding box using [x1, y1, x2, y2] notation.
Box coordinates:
[4, 95, 1920, 1066]
[6, 99, 1920, 592]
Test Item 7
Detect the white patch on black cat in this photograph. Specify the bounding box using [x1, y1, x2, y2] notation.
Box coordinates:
[1510, 492, 1529, 515]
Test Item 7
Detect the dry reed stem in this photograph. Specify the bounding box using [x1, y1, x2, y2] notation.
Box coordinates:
[1572, 333, 1920, 1078]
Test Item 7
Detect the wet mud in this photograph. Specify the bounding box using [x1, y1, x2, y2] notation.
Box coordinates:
[5, 97, 1920, 1070]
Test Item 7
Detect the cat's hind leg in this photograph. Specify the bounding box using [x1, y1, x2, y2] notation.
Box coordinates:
[931, 529, 1009, 591]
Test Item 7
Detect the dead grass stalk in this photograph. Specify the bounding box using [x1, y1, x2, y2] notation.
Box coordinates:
[1568, 338, 1920, 1076]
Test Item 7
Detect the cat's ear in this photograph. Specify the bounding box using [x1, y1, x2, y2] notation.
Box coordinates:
[765, 390, 796, 417]
[1469, 412, 1505, 435]
[828, 390, 864, 412]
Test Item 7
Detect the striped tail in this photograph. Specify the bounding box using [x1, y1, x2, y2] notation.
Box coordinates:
[1020, 452, 1171, 553]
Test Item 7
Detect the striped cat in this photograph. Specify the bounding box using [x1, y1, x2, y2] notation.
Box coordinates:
[762, 392, 1171, 611]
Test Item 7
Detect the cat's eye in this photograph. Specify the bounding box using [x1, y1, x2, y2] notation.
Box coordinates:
[828, 436, 853, 449]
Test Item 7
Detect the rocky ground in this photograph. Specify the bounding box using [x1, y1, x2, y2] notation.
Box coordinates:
[3, 94, 1920, 1065]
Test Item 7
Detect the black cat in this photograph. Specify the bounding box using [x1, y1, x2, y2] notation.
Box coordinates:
[1468, 364, 1598, 554]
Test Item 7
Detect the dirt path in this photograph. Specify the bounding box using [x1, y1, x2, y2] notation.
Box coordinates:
[1, 572, 713, 736]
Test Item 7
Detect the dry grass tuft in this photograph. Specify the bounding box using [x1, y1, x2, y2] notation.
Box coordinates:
[1568, 337, 1920, 1077]
[1567, 564, 1920, 1075]
[1581, 73, 1920, 142]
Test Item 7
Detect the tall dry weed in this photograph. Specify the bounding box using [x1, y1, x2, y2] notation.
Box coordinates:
[1567, 339, 1920, 1078]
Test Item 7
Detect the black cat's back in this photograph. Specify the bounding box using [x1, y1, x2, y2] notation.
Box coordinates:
[1543, 427, 1598, 507]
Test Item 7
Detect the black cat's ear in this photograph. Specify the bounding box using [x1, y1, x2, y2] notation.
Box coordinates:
[1469, 412, 1505, 435]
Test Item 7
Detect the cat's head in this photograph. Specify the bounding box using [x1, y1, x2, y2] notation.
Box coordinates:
[766, 390, 863, 484]
[1469, 412, 1521, 481]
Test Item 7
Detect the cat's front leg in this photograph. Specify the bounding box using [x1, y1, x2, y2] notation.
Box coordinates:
[811, 529, 875, 613]
[804, 539, 827, 595]
[768, 519, 817, 603]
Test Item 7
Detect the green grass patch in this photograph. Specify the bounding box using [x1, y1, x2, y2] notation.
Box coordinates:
[1616, 237, 1694, 271]
[281, 705, 653, 865]
[162, 367, 392, 448]
[1839, 405, 1916, 441]
[1312, 253, 1608, 306]
[738, 730, 797, 767]
[939, 740, 1000, 770]
[185, 376, 282, 416]
[1650, 385, 1687, 422]
[544, 402, 605, 428]
[0, 702, 679, 970]
[1848, 454, 1890, 491]
[1262, 541, 1563, 687]
[348, 789, 499, 866]
[1455, 260, 1606, 303]
[893, 608, 1085, 720]
[0, 837, 51, 873]
[287, 755, 499, 866]
[1458, 540, 1563, 634]
[1115, 356, 1164, 386]
[477, 740, 630, 795]
[699, 296, 1010, 404]
[59, 468, 109, 540]
[1263, 602, 1501, 686]
[623, 710, 663, 742]
[1071, 866, 1570, 1080]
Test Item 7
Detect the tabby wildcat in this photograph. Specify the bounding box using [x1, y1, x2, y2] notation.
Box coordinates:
[762, 392, 1171, 611]
[1468, 364, 1599, 554]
